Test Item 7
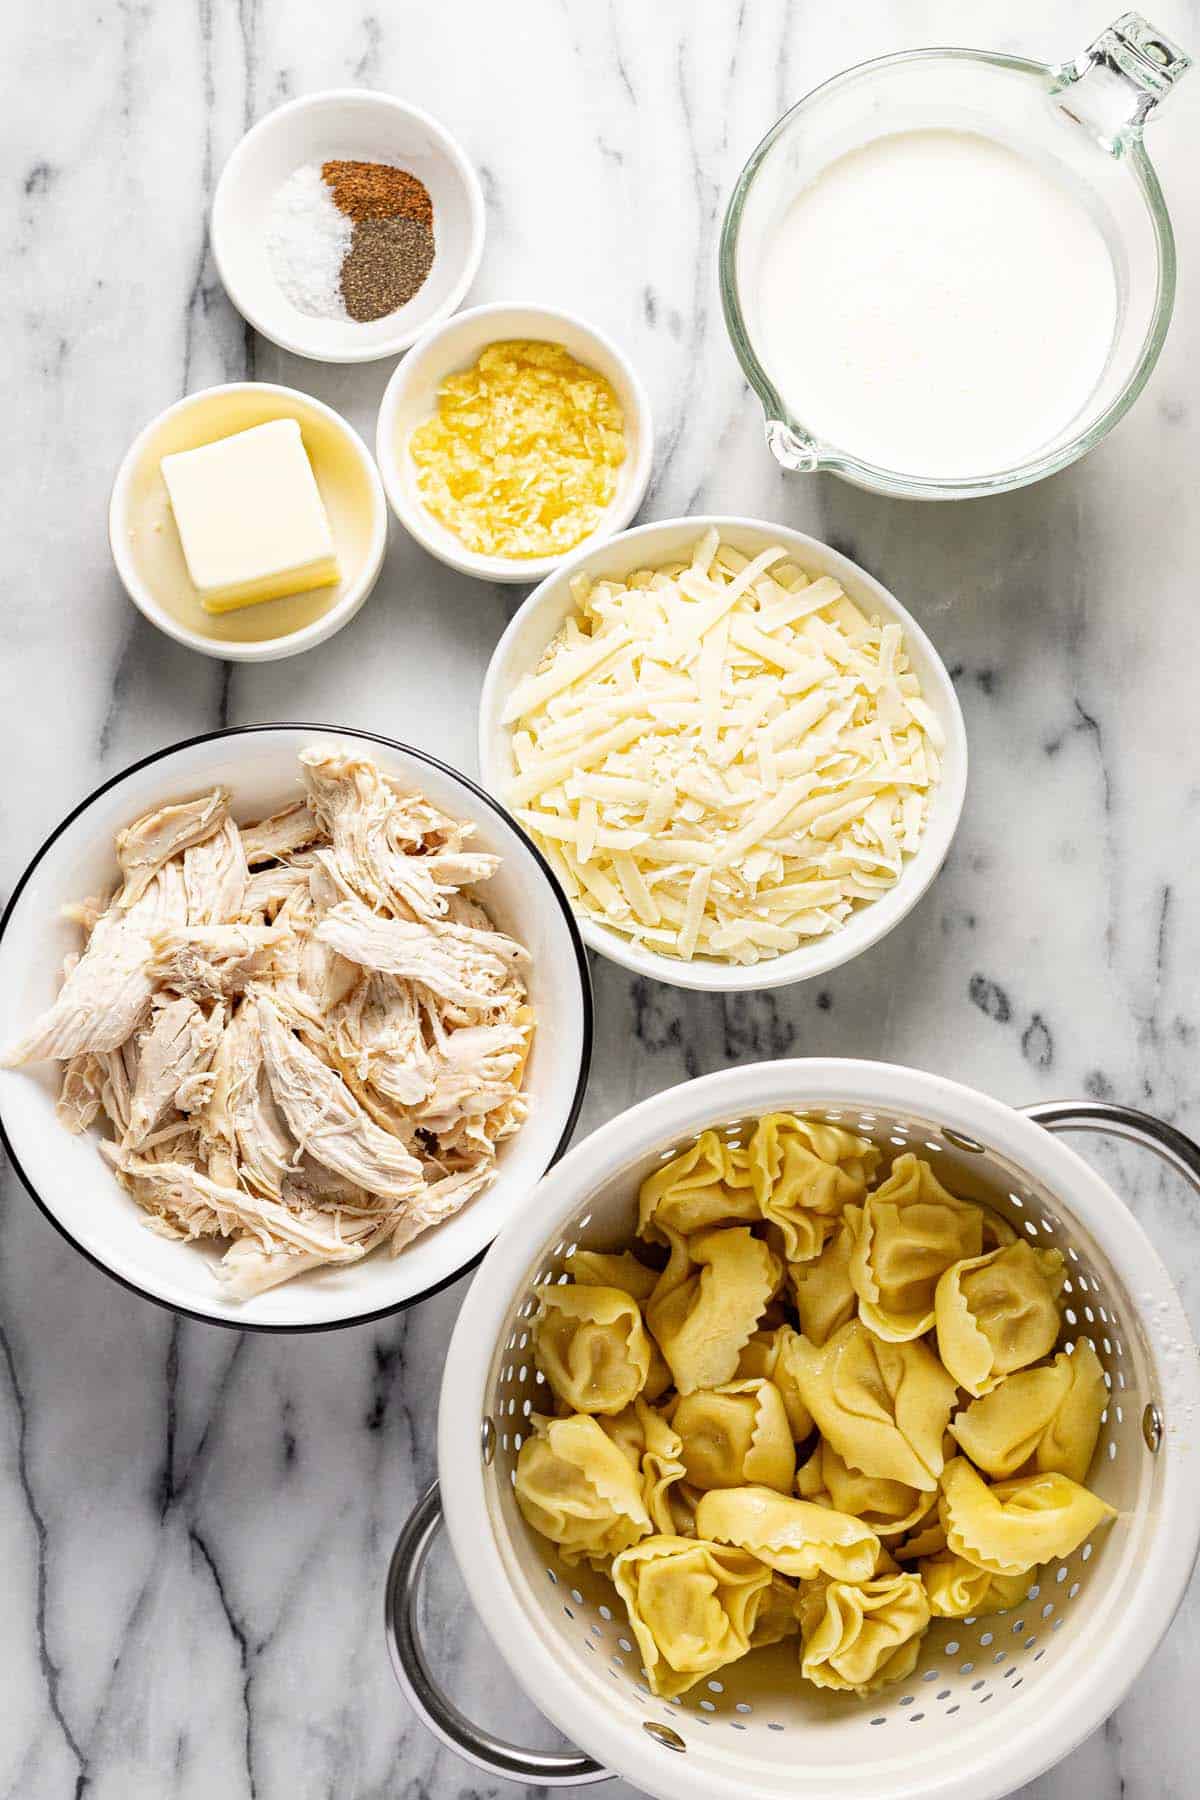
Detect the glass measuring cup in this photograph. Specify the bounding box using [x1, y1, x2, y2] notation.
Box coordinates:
[720, 14, 1190, 500]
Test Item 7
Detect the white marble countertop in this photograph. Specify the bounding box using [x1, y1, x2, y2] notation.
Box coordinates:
[4, 2, 1200, 1795]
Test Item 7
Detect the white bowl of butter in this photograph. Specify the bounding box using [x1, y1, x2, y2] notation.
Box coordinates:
[110, 382, 388, 662]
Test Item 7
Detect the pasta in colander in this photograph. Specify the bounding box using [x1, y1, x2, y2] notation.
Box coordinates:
[735, 1323, 814, 1439]
[935, 1240, 1066, 1396]
[598, 1397, 688, 1532]
[563, 1247, 661, 1305]
[919, 1550, 1030, 1618]
[950, 1338, 1108, 1481]
[845, 1153, 983, 1341]
[647, 1226, 781, 1395]
[611, 1536, 774, 1697]
[669, 1378, 796, 1492]
[797, 1572, 931, 1695]
[638, 1130, 759, 1242]
[940, 1457, 1116, 1576]
[696, 1486, 881, 1583]
[514, 1415, 651, 1565]
[534, 1283, 654, 1415]
[514, 1111, 1117, 1699]
[797, 1440, 931, 1539]
[789, 1217, 857, 1345]
[791, 1320, 958, 1490]
[750, 1113, 879, 1262]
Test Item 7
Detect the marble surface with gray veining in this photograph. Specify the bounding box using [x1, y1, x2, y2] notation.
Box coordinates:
[3, 1, 1200, 1795]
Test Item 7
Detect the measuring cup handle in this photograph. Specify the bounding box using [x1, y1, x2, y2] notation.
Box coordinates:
[1055, 15, 1191, 140]
[1023, 1099, 1200, 1194]
[385, 1481, 611, 1787]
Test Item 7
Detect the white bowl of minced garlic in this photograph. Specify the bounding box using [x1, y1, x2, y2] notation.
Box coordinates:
[479, 517, 967, 991]
[376, 302, 654, 583]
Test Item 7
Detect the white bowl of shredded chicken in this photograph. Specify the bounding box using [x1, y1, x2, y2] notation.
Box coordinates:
[479, 518, 967, 991]
[0, 727, 591, 1328]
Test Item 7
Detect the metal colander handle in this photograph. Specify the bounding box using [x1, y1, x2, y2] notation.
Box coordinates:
[1023, 1098, 1200, 1190]
[385, 1481, 610, 1787]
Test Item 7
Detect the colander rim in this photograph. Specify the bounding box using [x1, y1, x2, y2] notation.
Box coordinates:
[438, 1058, 1200, 1800]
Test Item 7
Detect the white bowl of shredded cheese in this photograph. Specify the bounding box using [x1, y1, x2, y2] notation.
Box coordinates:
[478, 517, 966, 990]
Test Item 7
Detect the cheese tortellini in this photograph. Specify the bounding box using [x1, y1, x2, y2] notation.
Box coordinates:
[638, 1130, 758, 1242]
[935, 1241, 1065, 1397]
[919, 1550, 1030, 1619]
[647, 1226, 780, 1395]
[696, 1485, 880, 1584]
[792, 1320, 958, 1490]
[940, 1456, 1116, 1576]
[735, 1323, 813, 1440]
[797, 1440, 931, 1539]
[612, 1535, 773, 1697]
[534, 1283, 653, 1415]
[514, 1415, 651, 1565]
[670, 1378, 795, 1492]
[846, 1154, 983, 1341]
[788, 1217, 857, 1346]
[749, 1113, 878, 1262]
[797, 1572, 931, 1694]
[950, 1338, 1108, 1481]
[518, 1113, 1117, 1705]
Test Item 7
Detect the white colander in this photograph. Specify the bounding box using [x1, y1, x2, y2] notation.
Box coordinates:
[387, 1060, 1200, 1800]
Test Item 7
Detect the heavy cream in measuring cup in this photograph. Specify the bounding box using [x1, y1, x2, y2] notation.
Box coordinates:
[755, 129, 1119, 479]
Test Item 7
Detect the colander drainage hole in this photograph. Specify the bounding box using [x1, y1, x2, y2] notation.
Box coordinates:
[700, 1701, 716, 1713]
[869, 1716, 886, 1727]
[598, 1605, 612, 1621]
[908, 1713, 925, 1723]
[545, 1569, 557, 1585]
[766, 1722, 784, 1732]
[937, 1690, 951, 1701]
[945, 1640, 960, 1655]
[979, 1632, 994, 1646]
[707, 1680, 724, 1693]
[735, 1703, 752, 1715]
[959, 1662, 974, 1674]
[570, 1588, 583, 1604]
[618, 1638, 633, 1653]
[898, 1695, 915, 1707]
[563, 1606, 574, 1620]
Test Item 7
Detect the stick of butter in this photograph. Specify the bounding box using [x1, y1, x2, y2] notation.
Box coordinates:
[160, 418, 340, 614]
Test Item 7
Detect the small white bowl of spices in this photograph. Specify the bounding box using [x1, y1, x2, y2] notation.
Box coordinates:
[376, 302, 654, 583]
[211, 90, 485, 363]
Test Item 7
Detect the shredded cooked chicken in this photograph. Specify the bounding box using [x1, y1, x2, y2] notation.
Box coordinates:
[3, 748, 535, 1297]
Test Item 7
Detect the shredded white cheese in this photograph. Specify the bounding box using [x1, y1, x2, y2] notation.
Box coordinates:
[503, 535, 943, 964]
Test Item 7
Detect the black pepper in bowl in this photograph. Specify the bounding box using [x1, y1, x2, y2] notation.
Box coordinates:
[341, 215, 437, 322]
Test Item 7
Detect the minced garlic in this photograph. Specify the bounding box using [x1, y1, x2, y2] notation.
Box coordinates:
[409, 339, 625, 559]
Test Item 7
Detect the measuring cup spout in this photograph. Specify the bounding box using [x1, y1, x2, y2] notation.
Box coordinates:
[765, 419, 821, 473]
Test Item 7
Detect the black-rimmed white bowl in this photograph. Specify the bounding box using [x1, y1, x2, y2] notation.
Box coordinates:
[0, 726, 591, 1331]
